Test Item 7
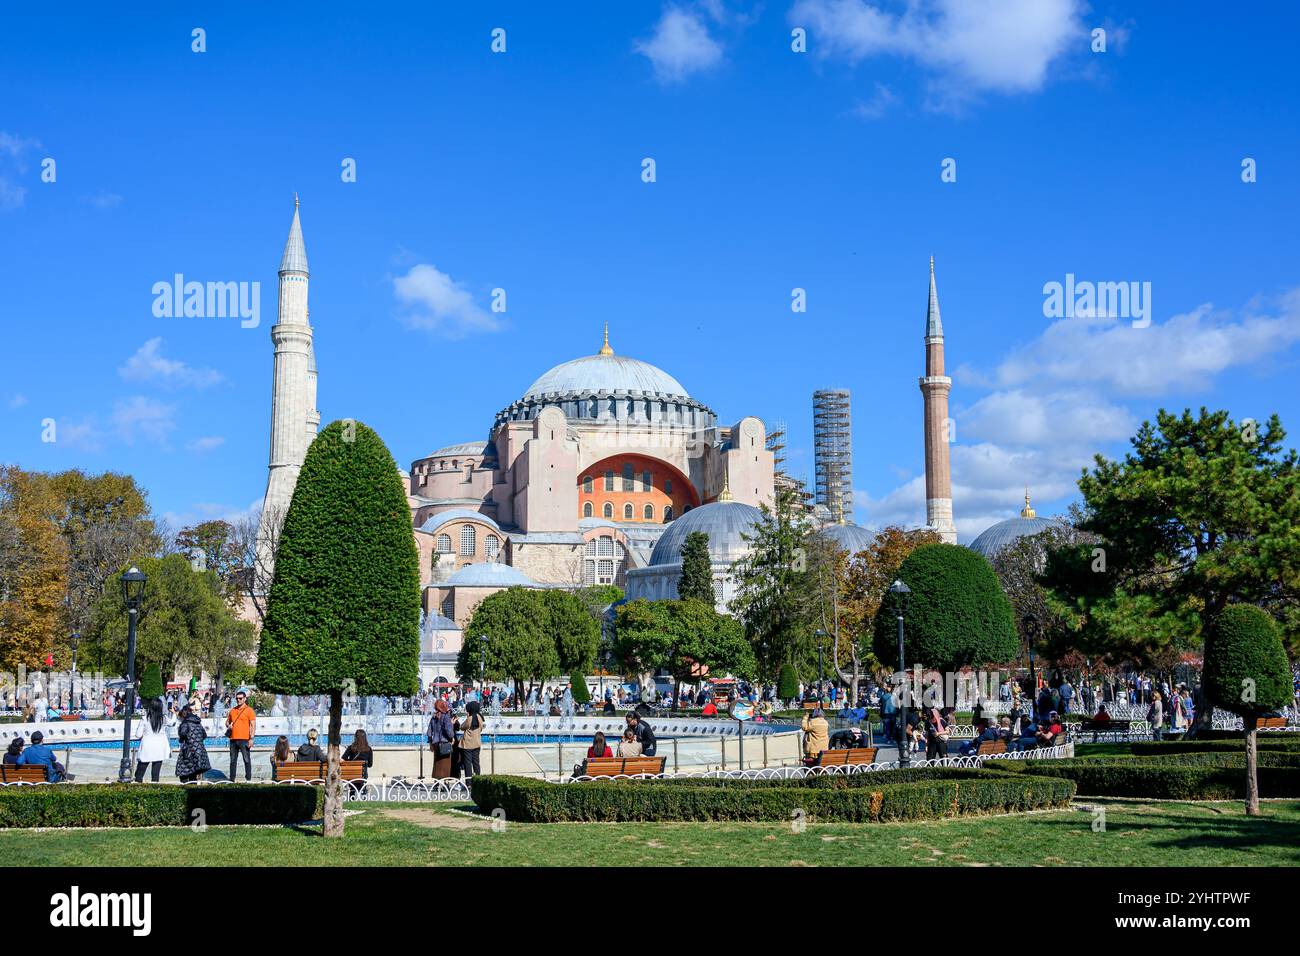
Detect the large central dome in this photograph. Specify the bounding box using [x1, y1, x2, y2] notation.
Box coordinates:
[523, 329, 689, 399]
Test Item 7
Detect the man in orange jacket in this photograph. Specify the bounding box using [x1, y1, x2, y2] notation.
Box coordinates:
[225, 689, 256, 781]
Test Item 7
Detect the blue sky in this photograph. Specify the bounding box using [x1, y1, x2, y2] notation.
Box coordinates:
[2, 1, 1297, 541]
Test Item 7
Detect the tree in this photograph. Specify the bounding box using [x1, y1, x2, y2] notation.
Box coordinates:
[256, 420, 421, 838]
[1202, 604, 1292, 816]
[777, 663, 799, 703]
[678, 531, 714, 603]
[191, 616, 258, 696]
[613, 598, 754, 710]
[0, 467, 68, 671]
[570, 671, 591, 705]
[730, 482, 815, 678]
[541, 589, 600, 674]
[458, 588, 560, 700]
[175, 520, 245, 607]
[873, 544, 1019, 700]
[138, 662, 164, 700]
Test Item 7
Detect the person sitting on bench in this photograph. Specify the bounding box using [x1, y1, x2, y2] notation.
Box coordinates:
[1091, 704, 1112, 728]
[1035, 712, 1064, 747]
[17, 731, 65, 781]
[829, 725, 870, 750]
[959, 718, 1001, 756]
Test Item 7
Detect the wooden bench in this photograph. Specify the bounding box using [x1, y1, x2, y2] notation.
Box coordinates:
[1079, 719, 1130, 741]
[579, 756, 667, 777]
[271, 760, 367, 782]
[0, 765, 53, 783]
[816, 747, 878, 767]
[976, 739, 1007, 755]
[801, 700, 824, 711]
[1258, 716, 1290, 730]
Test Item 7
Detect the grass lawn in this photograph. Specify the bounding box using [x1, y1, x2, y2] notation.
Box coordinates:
[2, 798, 1297, 867]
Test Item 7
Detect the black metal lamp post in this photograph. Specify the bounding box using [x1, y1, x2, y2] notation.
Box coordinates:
[1023, 614, 1039, 722]
[117, 566, 146, 783]
[69, 632, 80, 712]
[888, 579, 912, 768]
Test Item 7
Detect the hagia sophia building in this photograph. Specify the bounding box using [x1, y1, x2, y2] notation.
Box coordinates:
[256, 201, 966, 683]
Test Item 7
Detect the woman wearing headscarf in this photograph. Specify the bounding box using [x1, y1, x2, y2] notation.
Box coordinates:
[457, 700, 485, 780]
[428, 698, 455, 779]
[174, 704, 212, 783]
[133, 697, 171, 782]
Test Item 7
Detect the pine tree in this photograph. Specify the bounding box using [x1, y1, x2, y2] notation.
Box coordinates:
[256, 420, 421, 837]
[138, 662, 164, 699]
[677, 531, 714, 603]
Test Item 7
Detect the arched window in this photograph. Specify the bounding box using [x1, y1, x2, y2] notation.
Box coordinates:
[583, 476, 593, 494]
[664, 478, 673, 494]
[623, 503, 633, 520]
[459, 524, 476, 556]
[485, 536, 499, 561]
[597, 536, 614, 557]
[441, 595, 454, 618]
[683, 504, 692, 513]
[663, 505, 673, 522]
[583, 501, 593, 518]
[622, 463, 634, 491]
[437, 533, 452, 553]
[642, 470, 652, 491]
[602, 502, 613, 519]
[584, 536, 621, 586]
[644, 503, 654, 521]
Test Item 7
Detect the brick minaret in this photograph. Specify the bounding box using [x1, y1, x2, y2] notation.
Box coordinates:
[919, 256, 957, 543]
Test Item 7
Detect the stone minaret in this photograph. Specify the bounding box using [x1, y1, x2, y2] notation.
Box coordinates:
[919, 256, 957, 543]
[257, 197, 317, 580]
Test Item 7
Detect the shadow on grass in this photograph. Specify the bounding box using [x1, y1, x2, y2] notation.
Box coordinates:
[1042, 803, 1300, 857]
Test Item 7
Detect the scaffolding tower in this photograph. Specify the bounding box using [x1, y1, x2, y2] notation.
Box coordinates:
[813, 389, 853, 522]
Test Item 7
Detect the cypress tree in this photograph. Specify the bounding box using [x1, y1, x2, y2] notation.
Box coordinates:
[137, 662, 164, 700]
[678, 531, 715, 604]
[256, 420, 420, 837]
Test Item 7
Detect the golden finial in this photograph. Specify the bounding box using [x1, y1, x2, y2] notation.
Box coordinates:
[718, 468, 733, 502]
[599, 322, 614, 356]
[1020, 486, 1036, 519]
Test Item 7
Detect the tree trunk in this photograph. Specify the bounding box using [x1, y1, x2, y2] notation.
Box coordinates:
[1244, 720, 1260, 817]
[323, 688, 345, 837]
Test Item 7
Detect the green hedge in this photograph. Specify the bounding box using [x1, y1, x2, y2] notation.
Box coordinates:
[1128, 738, 1300, 756]
[469, 771, 1074, 823]
[0, 784, 323, 829]
[1189, 729, 1300, 743]
[995, 758, 1300, 800]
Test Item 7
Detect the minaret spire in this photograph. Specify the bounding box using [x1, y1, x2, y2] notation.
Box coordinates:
[919, 257, 957, 543]
[599, 322, 614, 356]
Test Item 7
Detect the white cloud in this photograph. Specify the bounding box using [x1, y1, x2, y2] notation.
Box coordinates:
[111, 396, 176, 446]
[393, 264, 501, 337]
[0, 131, 40, 210]
[186, 436, 225, 452]
[790, 0, 1084, 106]
[850, 82, 898, 119]
[635, 6, 724, 84]
[119, 338, 223, 389]
[8, 394, 27, 409]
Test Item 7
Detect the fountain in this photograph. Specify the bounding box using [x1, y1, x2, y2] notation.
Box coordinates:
[489, 687, 502, 717]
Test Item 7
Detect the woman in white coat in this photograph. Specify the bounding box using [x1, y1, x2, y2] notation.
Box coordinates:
[133, 697, 171, 782]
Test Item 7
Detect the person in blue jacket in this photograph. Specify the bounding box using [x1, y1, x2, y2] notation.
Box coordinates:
[17, 731, 64, 781]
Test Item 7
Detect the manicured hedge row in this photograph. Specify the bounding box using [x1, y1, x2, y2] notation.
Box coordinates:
[0, 784, 323, 829]
[1194, 729, 1300, 742]
[995, 759, 1300, 800]
[1128, 737, 1300, 755]
[469, 772, 1074, 824]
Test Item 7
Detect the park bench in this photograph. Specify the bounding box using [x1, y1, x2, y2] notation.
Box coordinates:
[0, 765, 53, 783]
[975, 739, 1007, 755]
[816, 747, 878, 767]
[802, 700, 824, 711]
[580, 756, 667, 777]
[271, 760, 367, 783]
[1257, 716, 1289, 730]
[1080, 719, 1131, 742]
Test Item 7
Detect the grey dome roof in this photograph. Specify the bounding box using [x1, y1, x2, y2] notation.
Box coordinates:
[443, 562, 536, 588]
[648, 501, 763, 567]
[819, 522, 874, 555]
[968, 514, 1062, 559]
[426, 441, 491, 458]
[417, 509, 502, 534]
[421, 612, 460, 632]
[524, 353, 689, 400]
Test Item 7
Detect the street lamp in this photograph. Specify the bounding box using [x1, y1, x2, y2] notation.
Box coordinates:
[69, 632, 80, 713]
[118, 566, 146, 783]
[888, 579, 912, 768]
[814, 629, 826, 703]
[1023, 614, 1039, 722]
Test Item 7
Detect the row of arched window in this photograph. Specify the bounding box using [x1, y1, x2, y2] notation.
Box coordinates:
[582, 469, 671, 495]
[583, 501, 674, 522]
[434, 525, 500, 559]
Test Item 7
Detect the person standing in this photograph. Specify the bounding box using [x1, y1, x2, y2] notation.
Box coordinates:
[457, 700, 485, 781]
[225, 690, 256, 781]
[133, 697, 171, 783]
[428, 698, 455, 778]
[343, 729, 374, 779]
[174, 704, 211, 782]
[880, 684, 898, 746]
[801, 707, 830, 762]
[1149, 691, 1165, 741]
[925, 705, 950, 760]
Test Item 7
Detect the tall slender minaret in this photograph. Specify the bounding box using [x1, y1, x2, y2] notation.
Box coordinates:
[257, 197, 317, 579]
[919, 256, 957, 543]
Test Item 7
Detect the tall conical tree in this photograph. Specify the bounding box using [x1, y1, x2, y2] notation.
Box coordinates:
[678, 531, 715, 604]
[138, 662, 164, 700]
[256, 420, 420, 837]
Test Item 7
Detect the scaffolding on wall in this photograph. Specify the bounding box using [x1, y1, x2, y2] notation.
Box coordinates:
[813, 389, 853, 523]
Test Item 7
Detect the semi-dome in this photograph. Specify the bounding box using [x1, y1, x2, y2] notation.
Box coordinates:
[648, 499, 763, 567]
[818, 522, 874, 555]
[968, 492, 1062, 559]
[443, 562, 537, 588]
[417, 509, 502, 534]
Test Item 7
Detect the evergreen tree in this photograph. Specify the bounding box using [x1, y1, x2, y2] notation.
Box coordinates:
[137, 662, 164, 700]
[570, 671, 592, 705]
[1203, 604, 1292, 816]
[256, 420, 421, 838]
[458, 588, 560, 700]
[678, 531, 715, 603]
[776, 663, 799, 703]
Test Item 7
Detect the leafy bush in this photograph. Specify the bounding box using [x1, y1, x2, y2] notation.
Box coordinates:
[777, 664, 799, 700]
[137, 663, 164, 700]
[469, 769, 1073, 823]
[0, 784, 322, 829]
[570, 673, 591, 705]
[996, 757, 1300, 800]
[1203, 604, 1292, 718]
[1127, 738, 1300, 756]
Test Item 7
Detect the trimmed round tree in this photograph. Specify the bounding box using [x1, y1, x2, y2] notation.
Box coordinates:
[1203, 604, 1292, 815]
[872, 543, 1018, 702]
[256, 420, 420, 837]
[570, 671, 591, 705]
[138, 663, 164, 700]
[777, 663, 800, 704]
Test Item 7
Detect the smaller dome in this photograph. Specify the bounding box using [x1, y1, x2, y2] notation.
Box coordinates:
[418, 509, 502, 534]
[818, 522, 874, 555]
[443, 562, 536, 588]
[426, 441, 491, 459]
[421, 612, 460, 632]
[969, 514, 1062, 558]
[647, 500, 763, 567]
